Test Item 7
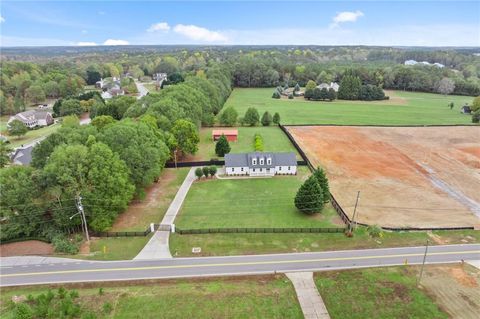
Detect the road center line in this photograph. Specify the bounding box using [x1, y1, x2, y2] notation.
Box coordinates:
[1, 250, 477, 278]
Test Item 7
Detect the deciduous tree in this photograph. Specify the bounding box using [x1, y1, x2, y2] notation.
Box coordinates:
[8, 119, 28, 138]
[171, 119, 200, 156]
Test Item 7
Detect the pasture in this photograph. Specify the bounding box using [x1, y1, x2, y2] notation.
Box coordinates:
[224, 88, 474, 125]
[288, 125, 480, 228]
[189, 126, 300, 161]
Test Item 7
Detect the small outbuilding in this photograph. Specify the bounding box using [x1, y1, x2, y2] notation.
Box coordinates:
[212, 129, 238, 142]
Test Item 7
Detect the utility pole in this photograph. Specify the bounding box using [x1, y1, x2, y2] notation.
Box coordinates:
[76, 195, 90, 242]
[417, 239, 429, 286]
[349, 191, 360, 232]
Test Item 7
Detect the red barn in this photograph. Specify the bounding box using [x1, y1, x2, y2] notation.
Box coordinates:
[212, 129, 238, 142]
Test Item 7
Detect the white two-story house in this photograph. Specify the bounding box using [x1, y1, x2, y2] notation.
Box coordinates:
[225, 152, 297, 177]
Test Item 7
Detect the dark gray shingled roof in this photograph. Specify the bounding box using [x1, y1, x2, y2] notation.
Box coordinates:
[11, 145, 33, 166]
[225, 152, 297, 168]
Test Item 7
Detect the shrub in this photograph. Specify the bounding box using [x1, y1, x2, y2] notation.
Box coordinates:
[219, 106, 238, 126]
[195, 167, 203, 179]
[472, 96, 480, 112]
[472, 109, 480, 123]
[52, 235, 79, 254]
[208, 166, 217, 177]
[273, 112, 280, 124]
[288, 93, 294, 99]
[202, 166, 210, 178]
[243, 107, 259, 126]
[367, 225, 383, 238]
[272, 90, 281, 99]
[253, 133, 264, 151]
[13, 303, 33, 319]
[98, 288, 104, 295]
[261, 111, 273, 126]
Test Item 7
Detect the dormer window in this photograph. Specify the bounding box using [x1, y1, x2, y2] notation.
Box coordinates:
[266, 158, 272, 165]
[252, 158, 257, 165]
[259, 158, 264, 165]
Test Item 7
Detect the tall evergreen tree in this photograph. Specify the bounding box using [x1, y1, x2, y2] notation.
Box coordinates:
[313, 167, 330, 203]
[338, 75, 362, 100]
[273, 112, 281, 124]
[294, 175, 324, 214]
[261, 111, 273, 126]
[215, 134, 231, 157]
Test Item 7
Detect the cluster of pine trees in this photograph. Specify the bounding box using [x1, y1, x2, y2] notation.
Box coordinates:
[294, 168, 330, 215]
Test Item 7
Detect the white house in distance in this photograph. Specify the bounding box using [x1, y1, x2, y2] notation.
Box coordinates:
[225, 152, 297, 177]
[316, 82, 339, 92]
[8, 110, 54, 129]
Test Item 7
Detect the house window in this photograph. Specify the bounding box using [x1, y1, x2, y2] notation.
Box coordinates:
[253, 168, 255, 172]
[267, 158, 272, 165]
[241, 167, 244, 172]
[288, 166, 291, 170]
[252, 158, 257, 165]
[259, 158, 264, 165]
[231, 168, 234, 172]
[260, 168, 262, 172]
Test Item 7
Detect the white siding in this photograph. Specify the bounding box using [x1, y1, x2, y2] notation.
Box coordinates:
[226, 166, 249, 175]
[275, 165, 297, 175]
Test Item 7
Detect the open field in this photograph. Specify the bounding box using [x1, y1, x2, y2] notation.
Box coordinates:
[0, 275, 303, 319]
[169, 228, 480, 257]
[182, 126, 300, 161]
[288, 125, 480, 228]
[175, 167, 343, 229]
[315, 266, 452, 319]
[1, 122, 60, 148]
[224, 88, 474, 125]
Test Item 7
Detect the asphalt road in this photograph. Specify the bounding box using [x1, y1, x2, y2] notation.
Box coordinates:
[1, 244, 478, 287]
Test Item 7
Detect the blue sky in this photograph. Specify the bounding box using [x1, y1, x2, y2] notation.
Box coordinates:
[1, 1, 479, 47]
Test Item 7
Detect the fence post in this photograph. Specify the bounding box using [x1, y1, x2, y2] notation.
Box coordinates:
[150, 223, 155, 233]
[171, 224, 175, 233]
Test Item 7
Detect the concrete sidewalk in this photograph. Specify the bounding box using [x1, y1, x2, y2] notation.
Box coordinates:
[286, 272, 331, 319]
[134, 167, 196, 260]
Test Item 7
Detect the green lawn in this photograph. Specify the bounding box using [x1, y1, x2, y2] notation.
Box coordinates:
[224, 88, 475, 125]
[315, 267, 448, 319]
[6, 123, 60, 148]
[0, 276, 303, 319]
[170, 228, 480, 257]
[195, 126, 300, 160]
[175, 167, 341, 229]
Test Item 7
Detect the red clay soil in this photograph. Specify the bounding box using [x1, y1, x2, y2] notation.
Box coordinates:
[288, 126, 480, 228]
[0, 240, 54, 257]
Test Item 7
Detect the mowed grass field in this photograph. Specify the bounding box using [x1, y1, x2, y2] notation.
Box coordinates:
[224, 88, 474, 125]
[0, 276, 303, 319]
[315, 266, 448, 319]
[175, 166, 342, 229]
[194, 126, 300, 160]
[169, 228, 480, 257]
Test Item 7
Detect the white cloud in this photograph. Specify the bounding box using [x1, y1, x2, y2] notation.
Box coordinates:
[173, 24, 228, 42]
[103, 39, 129, 45]
[81, 30, 88, 34]
[147, 22, 170, 32]
[76, 41, 97, 46]
[0, 15, 5, 23]
[331, 10, 364, 28]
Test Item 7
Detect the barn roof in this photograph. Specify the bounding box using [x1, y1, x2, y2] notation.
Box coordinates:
[212, 129, 238, 136]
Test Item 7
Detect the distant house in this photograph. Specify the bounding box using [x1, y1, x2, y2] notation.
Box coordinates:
[316, 82, 339, 92]
[11, 145, 34, 166]
[461, 105, 472, 114]
[212, 129, 238, 142]
[153, 73, 167, 81]
[404, 60, 444, 68]
[225, 152, 297, 177]
[8, 110, 54, 129]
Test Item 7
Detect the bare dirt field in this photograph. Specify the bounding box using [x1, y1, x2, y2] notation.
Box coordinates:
[421, 264, 480, 319]
[288, 125, 480, 228]
[0, 240, 54, 257]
